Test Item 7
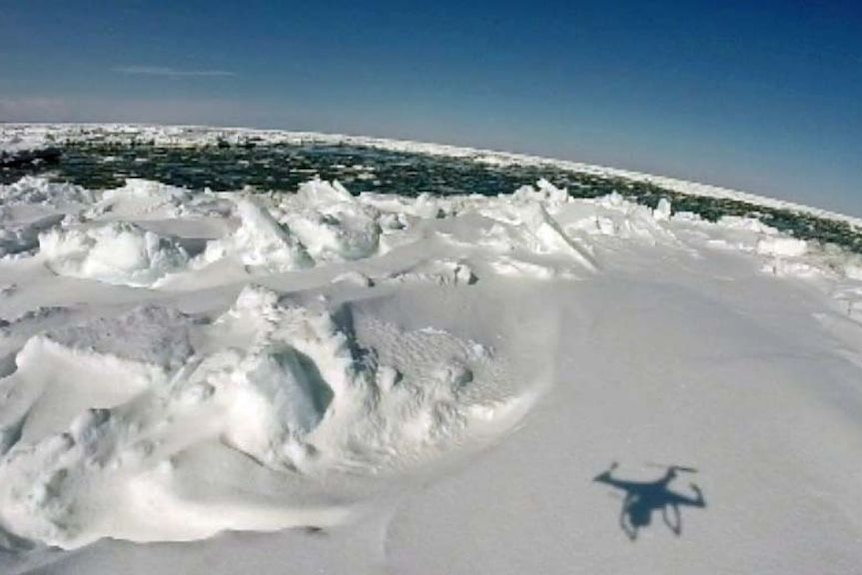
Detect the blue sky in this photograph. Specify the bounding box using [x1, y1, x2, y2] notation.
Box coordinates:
[1, 1, 860, 215]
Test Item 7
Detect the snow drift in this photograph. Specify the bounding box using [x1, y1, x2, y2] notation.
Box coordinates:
[0, 285, 532, 548]
[39, 222, 190, 287]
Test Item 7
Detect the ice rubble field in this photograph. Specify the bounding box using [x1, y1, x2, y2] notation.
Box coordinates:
[0, 134, 862, 573]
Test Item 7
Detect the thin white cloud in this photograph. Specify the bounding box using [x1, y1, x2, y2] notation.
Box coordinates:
[112, 66, 236, 78]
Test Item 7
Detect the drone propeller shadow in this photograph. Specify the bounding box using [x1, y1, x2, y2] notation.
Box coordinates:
[593, 462, 707, 541]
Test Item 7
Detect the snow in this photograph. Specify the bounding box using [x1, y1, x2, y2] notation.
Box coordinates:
[0, 126, 861, 574]
[201, 198, 312, 272]
[199, 181, 382, 272]
[756, 236, 809, 258]
[1, 176, 95, 209]
[95, 178, 192, 219]
[281, 179, 381, 262]
[0, 280, 532, 549]
[38, 222, 190, 287]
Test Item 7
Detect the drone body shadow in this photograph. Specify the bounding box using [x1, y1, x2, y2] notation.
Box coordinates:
[594, 463, 707, 541]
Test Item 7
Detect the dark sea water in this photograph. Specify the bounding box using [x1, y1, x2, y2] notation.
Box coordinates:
[3, 142, 861, 253]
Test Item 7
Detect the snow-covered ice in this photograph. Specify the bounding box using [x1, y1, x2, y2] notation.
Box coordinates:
[1, 126, 861, 574]
[38, 222, 191, 287]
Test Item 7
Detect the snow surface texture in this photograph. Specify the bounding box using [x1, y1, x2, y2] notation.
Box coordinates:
[1, 134, 862, 573]
[39, 222, 190, 287]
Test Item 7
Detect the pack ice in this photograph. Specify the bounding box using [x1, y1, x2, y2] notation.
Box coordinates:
[0, 146, 861, 574]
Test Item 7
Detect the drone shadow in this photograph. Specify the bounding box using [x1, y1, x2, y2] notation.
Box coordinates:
[593, 463, 707, 541]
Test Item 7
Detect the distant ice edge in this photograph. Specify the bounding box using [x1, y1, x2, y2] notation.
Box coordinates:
[3, 122, 861, 229]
